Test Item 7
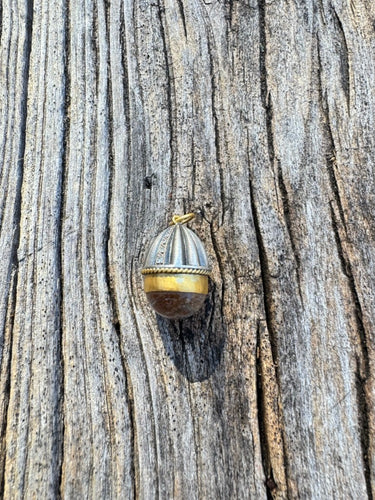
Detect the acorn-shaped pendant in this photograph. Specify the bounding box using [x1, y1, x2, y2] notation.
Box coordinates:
[141, 213, 211, 319]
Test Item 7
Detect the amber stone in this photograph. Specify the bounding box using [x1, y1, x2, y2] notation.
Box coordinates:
[146, 291, 207, 319]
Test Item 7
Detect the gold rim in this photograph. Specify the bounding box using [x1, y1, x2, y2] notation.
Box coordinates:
[144, 274, 208, 294]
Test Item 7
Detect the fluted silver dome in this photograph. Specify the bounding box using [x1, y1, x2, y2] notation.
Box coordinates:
[142, 223, 211, 275]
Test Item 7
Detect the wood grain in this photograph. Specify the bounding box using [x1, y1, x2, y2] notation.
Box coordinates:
[0, 0, 374, 498]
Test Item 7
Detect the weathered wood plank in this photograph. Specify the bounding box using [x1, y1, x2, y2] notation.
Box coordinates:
[1, 0, 66, 497]
[0, 0, 374, 499]
[257, 1, 374, 497]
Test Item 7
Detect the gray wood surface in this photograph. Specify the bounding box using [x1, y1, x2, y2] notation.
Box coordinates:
[1, 0, 374, 498]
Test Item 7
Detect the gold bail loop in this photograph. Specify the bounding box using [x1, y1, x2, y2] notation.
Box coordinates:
[170, 213, 195, 225]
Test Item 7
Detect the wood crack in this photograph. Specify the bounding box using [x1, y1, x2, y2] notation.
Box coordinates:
[317, 34, 347, 230]
[0, 267, 18, 498]
[277, 163, 304, 306]
[57, 0, 71, 495]
[105, 256, 139, 499]
[256, 321, 288, 499]
[247, 152, 276, 379]
[355, 356, 373, 500]
[119, 5, 131, 159]
[323, 114, 348, 232]
[255, 322, 273, 500]
[329, 204, 372, 500]
[319, 46, 370, 383]
[226, 0, 234, 29]
[105, 47, 138, 499]
[330, 5, 350, 109]
[0, 1, 34, 492]
[129, 257, 160, 499]
[176, 0, 187, 38]
[258, 0, 274, 167]
[321, 42, 372, 490]
[206, 32, 226, 226]
[209, 222, 225, 318]
[0, 3, 2, 43]
[326, 152, 347, 232]
[155, 0, 176, 197]
[248, 168, 289, 498]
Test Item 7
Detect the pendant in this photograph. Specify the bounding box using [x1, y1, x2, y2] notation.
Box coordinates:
[141, 213, 211, 319]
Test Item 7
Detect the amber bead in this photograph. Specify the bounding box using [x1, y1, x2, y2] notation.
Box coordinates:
[146, 291, 207, 319]
[143, 273, 208, 319]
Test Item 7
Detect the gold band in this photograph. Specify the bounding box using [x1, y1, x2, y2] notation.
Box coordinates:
[144, 273, 208, 294]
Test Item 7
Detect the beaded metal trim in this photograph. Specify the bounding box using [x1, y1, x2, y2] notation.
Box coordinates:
[141, 267, 211, 276]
